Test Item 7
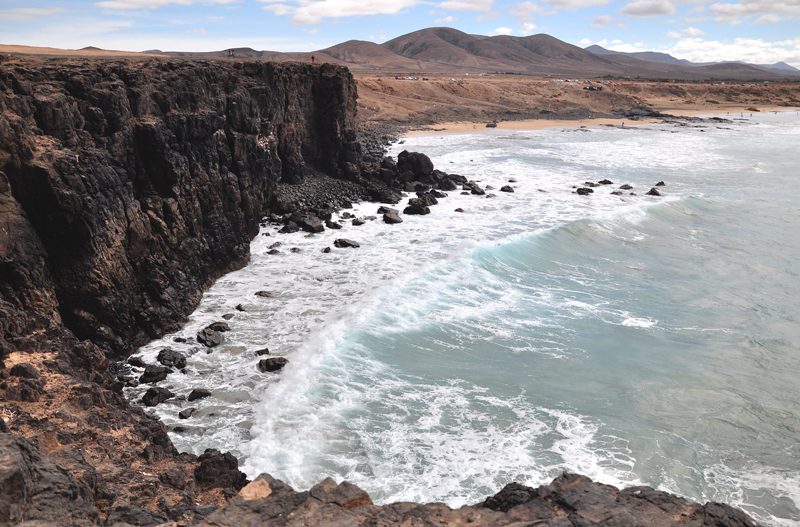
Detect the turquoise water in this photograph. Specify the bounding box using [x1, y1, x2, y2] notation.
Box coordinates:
[132, 112, 800, 526]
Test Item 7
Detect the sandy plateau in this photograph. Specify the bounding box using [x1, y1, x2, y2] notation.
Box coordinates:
[354, 74, 800, 131]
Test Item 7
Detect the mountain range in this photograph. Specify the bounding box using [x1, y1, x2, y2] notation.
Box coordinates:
[154, 27, 799, 80]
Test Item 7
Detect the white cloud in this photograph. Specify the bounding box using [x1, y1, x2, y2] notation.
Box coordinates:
[439, 0, 493, 11]
[611, 38, 622, 43]
[490, 26, 513, 34]
[580, 37, 592, 44]
[261, 0, 422, 25]
[0, 7, 64, 21]
[476, 10, 501, 20]
[666, 29, 681, 37]
[754, 13, 781, 23]
[620, 0, 676, 18]
[683, 25, 705, 34]
[184, 27, 207, 33]
[608, 41, 647, 52]
[590, 14, 612, 26]
[302, 27, 321, 33]
[510, 1, 543, 19]
[707, 0, 800, 24]
[670, 36, 800, 67]
[434, 15, 459, 22]
[521, 21, 537, 32]
[684, 16, 709, 22]
[594, 38, 608, 46]
[540, 0, 611, 11]
[207, 15, 225, 19]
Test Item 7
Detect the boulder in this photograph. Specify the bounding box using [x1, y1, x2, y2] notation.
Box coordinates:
[352, 218, 365, 226]
[258, 357, 289, 373]
[279, 222, 299, 234]
[298, 215, 324, 233]
[598, 179, 614, 185]
[500, 186, 514, 193]
[646, 188, 661, 196]
[415, 192, 438, 206]
[195, 449, 248, 490]
[9, 363, 41, 379]
[188, 388, 212, 402]
[322, 247, 332, 253]
[403, 200, 431, 215]
[438, 178, 458, 191]
[179, 407, 196, 419]
[396, 151, 434, 179]
[334, 239, 360, 248]
[197, 328, 224, 347]
[254, 347, 270, 356]
[377, 206, 398, 215]
[107, 505, 169, 527]
[577, 188, 594, 195]
[255, 291, 272, 298]
[140, 365, 169, 384]
[325, 220, 342, 230]
[142, 387, 174, 407]
[157, 348, 187, 369]
[620, 184, 633, 190]
[383, 210, 403, 224]
[656, 181, 666, 186]
[206, 321, 230, 332]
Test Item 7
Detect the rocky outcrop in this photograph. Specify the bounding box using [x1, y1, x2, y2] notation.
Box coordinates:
[195, 472, 763, 527]
[0, 56, 360, 359]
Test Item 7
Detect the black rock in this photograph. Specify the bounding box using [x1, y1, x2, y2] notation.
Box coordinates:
[107, 505, 169, 527]
[322, 247, 332, 253]
[279, 222, 299, 234]
[377, 206, 398, 215]
[500, 186, 514, 193]
[352, 218, 365, 226]
[235, 304, 245, 311]
[258, 357, 289, 373]
[481, 482, 537, 512]
[269, 242, 282, 249]
[577, 187, 594, 195]
[142, 387, 174, 407]
[656, 181, 666, 186]
[157, 348, 187, 369]
[206, 321, 230, 332]
[254, 347, 270, 356]
[197, 328, 224, 348]
[646, 188, 661, 196]
[195, 449, 248, 490]
[383, 210, 403, 224]
[584, 182, 599, 187]
[268, 249, 280, 255]
[179, 407, 196, 419]
[174, 337, 187, 343]
[404, 201, 431, 215]
[325, 219, 342, 229]
[128, 356, 147, 368]
[140, 365, 169, 384]
[188, 388, 212, 402]
[430, 189, 447, 198]
[290, 247, 301, 253]
[415, 192, 438, 206]
[298, 215, 324, 233]
[254, 291, 272, 298]
[9, 363, 40, 379]
[620, 184, 633, 190]
[222, 313, 234, 320]
[438, 179, 458, 191]
[611, 191, 623, 195]
[455, 208, 464, 212]
[598, 179, 614, 185]
[334, 239, 360, 248]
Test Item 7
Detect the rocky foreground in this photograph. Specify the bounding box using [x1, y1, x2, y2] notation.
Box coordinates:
[0, 55, 764, 526]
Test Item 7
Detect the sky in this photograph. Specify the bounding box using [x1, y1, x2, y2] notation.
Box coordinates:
[1, 0, 799, 67]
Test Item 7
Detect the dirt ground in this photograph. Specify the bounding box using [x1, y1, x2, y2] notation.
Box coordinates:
[354, 74, 800, 129]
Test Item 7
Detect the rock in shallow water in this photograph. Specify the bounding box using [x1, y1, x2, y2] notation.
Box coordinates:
[334, 239, 360, 248]
[258, 357, 289, 373]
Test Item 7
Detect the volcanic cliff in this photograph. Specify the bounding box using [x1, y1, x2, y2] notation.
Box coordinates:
[0, 56, 764, 527]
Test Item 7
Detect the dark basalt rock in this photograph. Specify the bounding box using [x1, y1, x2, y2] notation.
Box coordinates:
[322, 246, 332, 253]
[325, 219, 343, 229]
[279, 222, 300, 234]
[222, 313, 234, 320]
[383, 210, 403, 224]
[598, 179, 614, 185]
[404, 200, 431, 215]
[255, 291, 272, 298]
[377, 206, 398, 215]
[10, 363, 41, 379]
[157, 348, 187, 369]
[128, 356, 147, 368]
[611, 191, 624, 195]
[620, 184, 633, 190]
[656, 181, 666, 186]
[254, 347, 270, 356]
[188, 388, 212, 402]
[107, 505, 169, 527]
[438, 178, 458, 191]
[481, 481, 537, 512]
[142, 387, 174, 407]
[206, 321, 231, 333]
[352, 218, 365, 226]
[415, 191, 439, 207]
[197, 328, 224, 347]
[140, 365, 169, 384]
[258, 357, 289, 372]
[397, 151, 434, 180]
[577, 188, 594, 195]
[298, 215, 325, 233]
[584, 181, 600, 187]
[195, 449, 248, 491]
[646, 188, 662, 196]
[455, 208, 465, 212]
[179, 407, 196, 419]
[500, 185, 514, 193]
[334, 239, 360, 248]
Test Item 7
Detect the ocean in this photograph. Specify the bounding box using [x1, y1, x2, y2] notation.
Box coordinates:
[129, 112, 800, 527]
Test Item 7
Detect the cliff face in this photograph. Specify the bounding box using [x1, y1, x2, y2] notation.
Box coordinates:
[0, 57, 360, 358]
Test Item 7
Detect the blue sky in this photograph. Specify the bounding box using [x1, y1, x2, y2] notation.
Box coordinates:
[2, 0, 799, 67]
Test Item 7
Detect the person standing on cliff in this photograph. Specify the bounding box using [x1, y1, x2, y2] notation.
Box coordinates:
[311, 55, 315, 64]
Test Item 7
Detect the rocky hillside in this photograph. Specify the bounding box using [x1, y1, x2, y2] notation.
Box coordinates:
[0, 56, 360, 360]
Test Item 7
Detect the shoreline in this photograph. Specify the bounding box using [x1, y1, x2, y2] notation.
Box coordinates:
[403, 105, 800, 137]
